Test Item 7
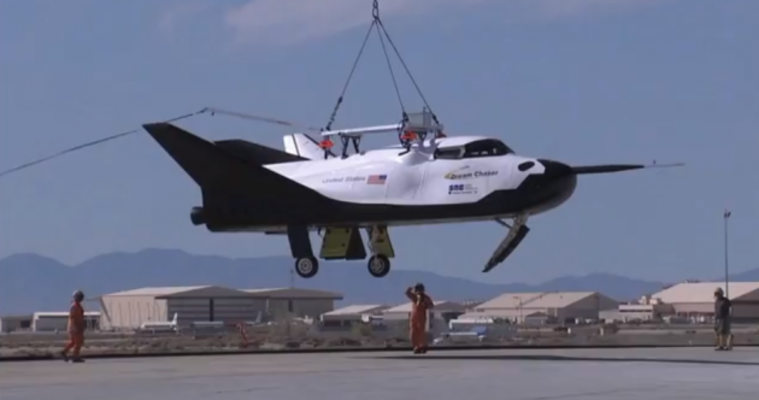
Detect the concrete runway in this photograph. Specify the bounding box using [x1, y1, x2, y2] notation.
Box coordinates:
[1, 348, 758, 400]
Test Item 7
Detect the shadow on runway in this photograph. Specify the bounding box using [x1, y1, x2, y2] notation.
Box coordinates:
[365, 354, 759, 366]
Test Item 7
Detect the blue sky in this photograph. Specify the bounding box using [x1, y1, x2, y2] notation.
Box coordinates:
[0, 0, 756, 284]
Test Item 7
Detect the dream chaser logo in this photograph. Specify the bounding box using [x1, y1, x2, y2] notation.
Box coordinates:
[444, 166, 498, 180]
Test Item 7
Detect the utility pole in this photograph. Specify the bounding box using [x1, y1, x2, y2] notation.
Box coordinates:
[723, 209, 731, 298]
[286, 267, 294, 339]
[594, 293, 599, 322]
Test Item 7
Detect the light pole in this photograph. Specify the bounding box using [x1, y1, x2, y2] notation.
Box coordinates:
[723, 209, 731, 298]
[514, 296, 523, 324]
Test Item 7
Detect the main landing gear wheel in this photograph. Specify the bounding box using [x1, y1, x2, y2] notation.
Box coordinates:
[294, 257, 319, 278]
[367, 254, 391, 278]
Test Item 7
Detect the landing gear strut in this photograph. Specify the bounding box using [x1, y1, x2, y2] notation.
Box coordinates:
[365, 226, 395, 278]
[482, 215, 530, 273]
[287, 225, 395, 279]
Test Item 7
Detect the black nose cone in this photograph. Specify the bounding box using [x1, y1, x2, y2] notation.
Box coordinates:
[518, 159, 574, 191]
[518, 159, 578, 214]
[537, 159, 573, 179]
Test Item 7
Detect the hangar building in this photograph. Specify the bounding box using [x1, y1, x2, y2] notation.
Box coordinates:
[243, 287, 344, 320]
[0, 315, 32, 333]
[650, 282, 759, 321]
[99, 285, 343, 330]
[460, 291, 618, 323]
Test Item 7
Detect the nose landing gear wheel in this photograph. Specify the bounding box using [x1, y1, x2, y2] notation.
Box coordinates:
[294, 257, 319, 278]
[367, 254, 391, 278]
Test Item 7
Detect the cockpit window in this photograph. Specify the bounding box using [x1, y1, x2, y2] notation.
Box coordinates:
[462, 139, 513, 158]
[434, 147, 463, 160]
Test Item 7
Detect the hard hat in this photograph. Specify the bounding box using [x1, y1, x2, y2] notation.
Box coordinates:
[414, 283, 425, 293]
[714, 287, 724, 295]
[72, 290, 85, 300]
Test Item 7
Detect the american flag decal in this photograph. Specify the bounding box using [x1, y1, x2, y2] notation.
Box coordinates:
[367, 174, 387, 185]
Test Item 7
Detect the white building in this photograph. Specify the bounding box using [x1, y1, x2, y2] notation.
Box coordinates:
[320, 304, 390, 327]
[381, 300, 467, 331]
[32, 311, 101, 332]
[461, 291, 618, 324]
[599, 303, 675, 323]
[99, 286, 343, 330]
[650, 282, 759, 321]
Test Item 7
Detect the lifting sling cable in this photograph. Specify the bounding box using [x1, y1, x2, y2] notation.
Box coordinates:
[375, 18, 440, 126]
[375, 13, 406, 117]
[323, 16, 378, 132]
[323, 0, 441, 131]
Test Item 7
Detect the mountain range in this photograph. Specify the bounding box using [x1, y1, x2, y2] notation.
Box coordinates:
[1, 248, 757, 315]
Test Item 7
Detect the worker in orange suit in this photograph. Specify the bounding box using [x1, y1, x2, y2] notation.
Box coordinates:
[406, 283, 434, 354]
[61, 290, 86, 363]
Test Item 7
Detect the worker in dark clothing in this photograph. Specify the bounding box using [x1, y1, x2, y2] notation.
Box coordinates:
[714, 287, 733, 351]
